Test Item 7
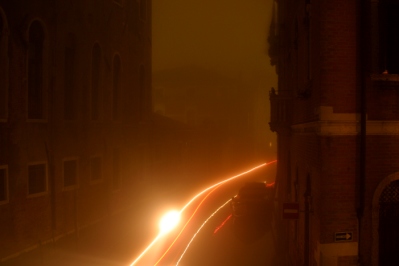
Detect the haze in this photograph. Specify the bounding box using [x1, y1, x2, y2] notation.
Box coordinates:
[152, 0, 277, 150]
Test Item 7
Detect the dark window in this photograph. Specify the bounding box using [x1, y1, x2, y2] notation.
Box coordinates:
[0, 167, 7, 202]
[63, 159, 77, 188]
[0, 16, 2, 41]
[113, 0, 124, 6]
[113, 55, 121, 121]
[64, 33, 76, 120]
[140, 0, 147, 21]
[90, 156, 102, 181]
[112, 149, 120, 190]
[28, 163, 47, 195]
[379, 0, 399, 73]
[0, 15, 7, 120]
[139, 65, 145, 119]
[28, 21, 44, 119]
[379, 180, 399, 266]
[91, 44, 101, 120]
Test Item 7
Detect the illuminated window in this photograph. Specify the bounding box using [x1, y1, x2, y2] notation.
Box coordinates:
[91, 43, 102, 120]
[28, 21, 45, 119]
[0, 11, 8, 121]
[90, 156, 102, 182]
[63, 159, 78, 188]
[0, 166, 8, 204]
[64, 33, 77, 120]
[112, 55, 121, 121]
[28, 163, 47, 196]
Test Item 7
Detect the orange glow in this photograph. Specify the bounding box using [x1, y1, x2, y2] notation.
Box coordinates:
[130, 160, 277, 266]
[176, 198, 232, 265]
[159, 210, 181, 235]
[154, 186, 220, 266]
[213, 214, 232, 235]
[266, 181, 275, 187]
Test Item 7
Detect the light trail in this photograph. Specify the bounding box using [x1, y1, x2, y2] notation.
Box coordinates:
[129, 233, 164, 266]
[130, 160, 277, 266]
[154, 186, 220, 266]
[213, 214, 232, 235]
[176, 199, 233, 266]
[266, 181, 275, 187]
[178, 160, 276, 215]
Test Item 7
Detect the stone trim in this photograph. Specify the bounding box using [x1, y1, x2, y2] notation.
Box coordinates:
[291, 106, 399, 136]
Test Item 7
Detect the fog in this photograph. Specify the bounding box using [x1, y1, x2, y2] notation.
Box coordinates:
[152, 0, 277, 160]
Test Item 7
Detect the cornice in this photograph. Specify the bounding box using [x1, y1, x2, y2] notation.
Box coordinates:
[291, 106, 399, 136]
[292, 120, 399, 136]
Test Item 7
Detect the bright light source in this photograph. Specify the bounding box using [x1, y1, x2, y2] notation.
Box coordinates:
[159, 210, 180, 234]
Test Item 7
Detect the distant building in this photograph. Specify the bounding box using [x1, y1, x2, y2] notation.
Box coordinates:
[268, 0, 399, 265]
[153, 66, 275, 169]
[0, 0, 192, 261]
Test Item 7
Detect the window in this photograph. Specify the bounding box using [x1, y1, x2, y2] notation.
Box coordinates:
[138, 146, 149, 182]
[139, 0, 147, 21]
[379, 0, 399, 73]
[64, 33, 77, 120]
[112, 149, 121, 190]
[112, 55, 121, 121]
[0, 12, 9, 121]
[63, 159, 78, 188]
[139, 65, 146, 119]
[90, 156, 102, 182]
[0, 166, 8, 204]
[113, 0, 125, 6]
[91, 43, 102, 120]
[28, 21, 45, 119]
[28, 163, 47, 196]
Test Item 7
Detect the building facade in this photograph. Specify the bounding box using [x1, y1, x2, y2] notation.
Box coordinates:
[268, 0, 399, 265]
[0, 0, 194, 262]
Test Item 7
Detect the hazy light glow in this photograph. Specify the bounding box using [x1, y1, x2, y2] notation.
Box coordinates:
[154, 186, 220, 266]
[130, 161, 277, 266]
[179, 160, 276, 215]
[159, 210, 181, 235]
[176, 199, 232, 266]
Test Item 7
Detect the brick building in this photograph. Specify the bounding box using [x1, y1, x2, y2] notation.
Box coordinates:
[268, 0, 399, 265]
[0, 0, 196, 262]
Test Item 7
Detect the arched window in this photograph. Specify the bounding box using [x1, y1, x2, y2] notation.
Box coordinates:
[64, 33, 76, 120]
[91, 43, 102, 120]
[0, 11, 8, 121]
[28, 21, 45, 119]
[112, 55, 121, 121]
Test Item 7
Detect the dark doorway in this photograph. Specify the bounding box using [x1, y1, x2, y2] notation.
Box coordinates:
[379, 179, 399, 265]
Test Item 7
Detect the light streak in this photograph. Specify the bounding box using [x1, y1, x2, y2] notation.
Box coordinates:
[213, 214, 232, 235]
[154, 186, 219, 266]
[176, 199, 232, 266]
[179, 160, 276, 214]
[129, 160, 276, 266]
[159, 210, 181, 235]
[129, 234, 164, 266]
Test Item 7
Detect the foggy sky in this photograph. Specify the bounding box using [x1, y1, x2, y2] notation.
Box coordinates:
[152, 0, 277, 89]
